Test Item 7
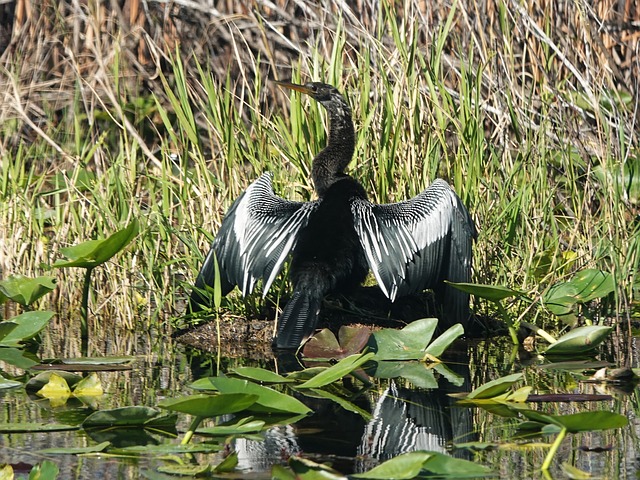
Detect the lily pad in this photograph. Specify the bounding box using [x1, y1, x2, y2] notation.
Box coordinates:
[43, 356, 135, 365]
[158, 464, 212, 476]
[36, 372, 71, 400]
[543, 269, 615, 319]
[296, 352, 374, 388]
[0, 274, 57, 306]
[53, 219, 139, 269]
[570, 269, 615, 303]
[351, 450, 493, 478]
[369, 361, 438, 389]
[425, 323, 465, 357]
[39, 441, 110, 455]
[158, 393, 259, 417]
[466, 373, 523, 400]
[73, 372, 104, 397]
[229, 366, 293, 383]
[303, 388, 372, 420]
[447, 282, 523, 302]
[287, 456, 345, 479]
[0, 311, 54, 347]
[0, 348, 40, 369]
[542, 282, 580, 317]
[214, 450, 239, 472]
[521, 409, 628, 433]
[0, 422, 78, 433]
[0, 374, 22, 389]
[82, 406, 177, 429]
[24, 460, 59, 479]
[109, 443, 222, 455]
[351, 451, 434, 479]
[196, 417, 266, 436]
[368, 318, 463, 361]
[190, 377, 311, 415]
[368, 318, 439, 360]
[544, 326, 613, 355]
[26, 371, 83, 392]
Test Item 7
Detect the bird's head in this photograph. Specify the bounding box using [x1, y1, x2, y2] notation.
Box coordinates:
[275, 81, 350, 116]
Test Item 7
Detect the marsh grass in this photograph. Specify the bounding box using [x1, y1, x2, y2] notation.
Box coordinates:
[0, 0, 638, 336]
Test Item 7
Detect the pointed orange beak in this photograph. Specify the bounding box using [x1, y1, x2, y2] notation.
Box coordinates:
[274, 81, 313, 95]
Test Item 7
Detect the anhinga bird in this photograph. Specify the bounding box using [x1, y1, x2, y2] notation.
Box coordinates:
[190, 81, 477, 349]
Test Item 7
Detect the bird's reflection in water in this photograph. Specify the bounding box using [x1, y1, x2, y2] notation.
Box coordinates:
[233, 353, 475, 475]
[234, 424, 301, 472]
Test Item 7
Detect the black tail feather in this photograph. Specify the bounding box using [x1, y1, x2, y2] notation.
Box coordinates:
[434, 281, 471, 328]
[274, 289, 323, 349]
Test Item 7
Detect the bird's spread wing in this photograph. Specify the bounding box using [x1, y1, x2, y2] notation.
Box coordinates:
[352, 179, 476, 304]
[192, 173, 318, 307]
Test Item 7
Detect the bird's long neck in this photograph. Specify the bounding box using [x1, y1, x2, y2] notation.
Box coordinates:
[311, 102, 355, 197]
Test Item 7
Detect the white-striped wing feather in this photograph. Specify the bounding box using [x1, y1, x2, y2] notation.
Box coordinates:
[352, 179, 476, 302]
[194, 173, 318, 300]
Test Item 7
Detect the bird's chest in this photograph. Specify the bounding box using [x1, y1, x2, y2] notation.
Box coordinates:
[291, 179, 367, 263]
[296, 201, 357, 251]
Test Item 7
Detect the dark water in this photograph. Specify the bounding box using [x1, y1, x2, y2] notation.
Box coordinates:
[0, 324, 638, 479]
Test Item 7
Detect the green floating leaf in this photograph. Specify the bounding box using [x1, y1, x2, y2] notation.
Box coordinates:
[454, 441, 499, 451]
[570, 269, 615, 303]
[73, 372, 103, 397]
[544, 326, 613, 355]
[27, 460, 59, 480]
[82, 406, 177, 429]
[368, 318, 439, 360]
[157, 464, 212, 476]
[543, 269, 616, 319]
[53, 219, 139, 269]
[48, 356, 135, 366]
[369, 361, 438, 389]
[288, 456, 346, 479]
[109, 443, 222, 455]
[521, 410, 628, 433]
[433, 363, 465, 387]
[538, 360, 612, 371]
[305, 388, 372, 420]
[425, 323, 465, 357]
[230, 366, 294, 383]
[26, 371, 83, 393]
[214, 451, 238, 473]
[0, 373, 22, 389]
[421, 451, 494, 477]
[158, 393, 258, 417]
[447, 282, 523, 302]
[33, 356, 134, 372]
[352, 451, 433, 479]
[0, 322, 18, 342]
[0, 422, 78, 433]
[39, 441, 110, 455]
[543, 282, 579, 317]
[190, 376, 311, 415]
[0, 274, 57, 306]
[197, 417, 265, 436]
[466, 373, 523, 400]
[0, 311, 54, 347]
[271, 464, 296, 480]
[37, 373, 71, 400]
[352, 451, 493, 479]
[0, 347, 39, 369]
[297, 352, 374, 389]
